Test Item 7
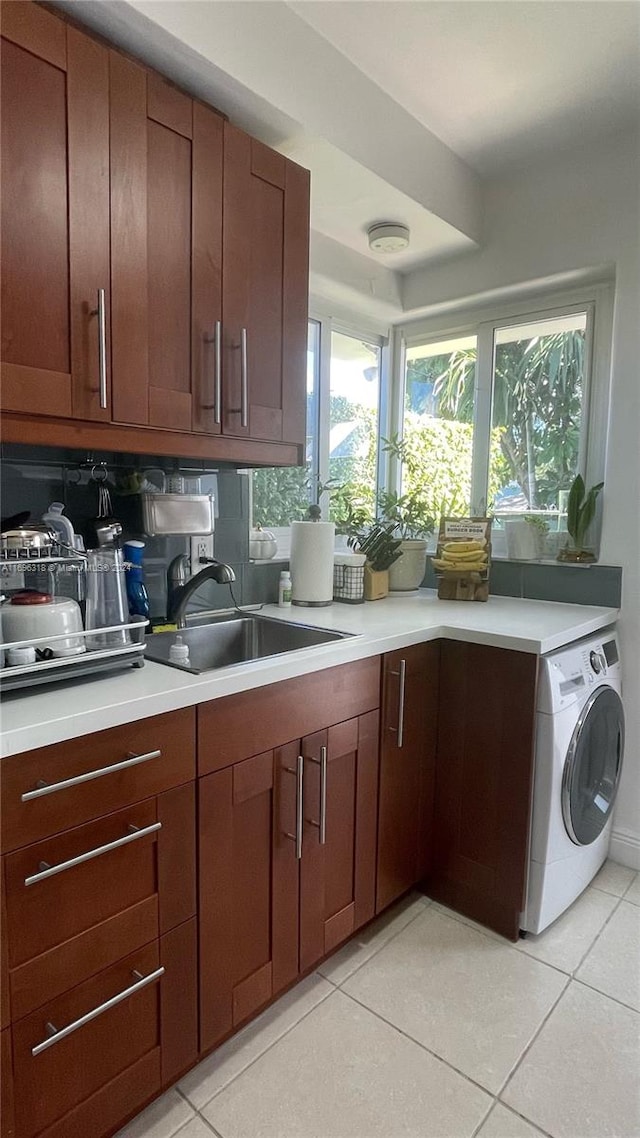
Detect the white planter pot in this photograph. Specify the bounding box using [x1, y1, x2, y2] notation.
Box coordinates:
[388, 539, 428, 592]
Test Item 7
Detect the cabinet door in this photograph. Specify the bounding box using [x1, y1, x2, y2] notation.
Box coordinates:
[429, 641, 538, 941]
[110, 61, 223, 433]
[1, 3, 111, 421]
[222, 124, 309, 445]
[377, 643, 440, 912]
[199, 746, 299, 1053]
[299, 713, 379, 973]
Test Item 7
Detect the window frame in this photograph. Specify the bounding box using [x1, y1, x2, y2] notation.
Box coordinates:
[249, 311, 391, 552]
[394, 282, 614, 536]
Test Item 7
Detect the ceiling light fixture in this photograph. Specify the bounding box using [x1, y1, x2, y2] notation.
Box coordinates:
[367, 223, 410, 253]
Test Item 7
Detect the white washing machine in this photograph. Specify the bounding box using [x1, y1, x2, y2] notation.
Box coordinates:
[522, 627, 624, 934]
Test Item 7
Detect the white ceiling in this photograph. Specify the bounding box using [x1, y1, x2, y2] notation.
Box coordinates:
[57, 0, 640, 318]
[277, 136, 476, 270]
[290, 1, 640, 175]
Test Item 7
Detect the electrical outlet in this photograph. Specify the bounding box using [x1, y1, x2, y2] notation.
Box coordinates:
[190, 534, 214, 572]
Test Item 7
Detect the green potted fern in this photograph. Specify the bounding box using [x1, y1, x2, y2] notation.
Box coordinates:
[557, 475, 604, 563]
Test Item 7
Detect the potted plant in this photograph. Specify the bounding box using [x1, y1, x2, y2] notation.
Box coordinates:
[347, 521, 403, 600]
[557, 475, 604, 563]
[378, 436, 436, 591]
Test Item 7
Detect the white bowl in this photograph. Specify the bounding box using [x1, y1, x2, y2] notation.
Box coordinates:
[1, 597, 86, 656]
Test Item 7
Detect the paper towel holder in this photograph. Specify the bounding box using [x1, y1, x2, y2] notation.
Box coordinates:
[290, 506, 336, 607]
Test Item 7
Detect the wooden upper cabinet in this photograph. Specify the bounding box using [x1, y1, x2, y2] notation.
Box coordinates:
[110, 59, 224, 433]
[0, 3, 111, 421]
[1, 3, 309, 457]
[222, 125, 310, 446]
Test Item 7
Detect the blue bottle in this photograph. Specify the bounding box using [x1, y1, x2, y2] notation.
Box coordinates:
[123, 540, 150, 620]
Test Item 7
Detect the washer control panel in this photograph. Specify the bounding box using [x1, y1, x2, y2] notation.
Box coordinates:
[538, 627, 621, 714]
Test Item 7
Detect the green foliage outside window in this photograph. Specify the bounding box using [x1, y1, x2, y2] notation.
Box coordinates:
[252, 325, 581, 528]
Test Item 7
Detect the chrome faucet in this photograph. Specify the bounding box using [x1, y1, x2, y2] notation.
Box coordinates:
[167, 555, 236, 629]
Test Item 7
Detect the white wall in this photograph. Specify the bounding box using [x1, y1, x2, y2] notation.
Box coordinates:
[404, 129, 640, 867]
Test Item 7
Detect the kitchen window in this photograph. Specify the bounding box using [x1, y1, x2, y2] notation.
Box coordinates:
[396, 286, 613, 557]
[251, 318, 387, 554]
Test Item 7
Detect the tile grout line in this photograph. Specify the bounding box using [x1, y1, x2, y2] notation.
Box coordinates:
[469, 1096, 498, 1138]
[572, 973, 640, 1016]
[182, 901, 430, 1116]
[195, 1115, 224, 1138]
[325, 899, 432, 991]
[339, 986, 498, 1101]
[494, 974, 572, 1101]
[571, 889, 627, 975]
[169, 1100, 222, 1138]
[514, 884, 628, 986]
[192, 982, 338, 1113]
[621, 870, 639, 903]
[432, 882, 633, 988]
[471, 1099, 553, 1138]
[182, 872, 638, 1133]
[427, 902, 579, 984]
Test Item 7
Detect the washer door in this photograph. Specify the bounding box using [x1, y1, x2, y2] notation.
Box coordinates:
[562, 686, 625, 845]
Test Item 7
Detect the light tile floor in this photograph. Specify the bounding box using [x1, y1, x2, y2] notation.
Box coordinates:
[116, 860, 640, 1138]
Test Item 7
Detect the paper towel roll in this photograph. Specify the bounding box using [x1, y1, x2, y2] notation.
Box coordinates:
[290, 521, 335, 606]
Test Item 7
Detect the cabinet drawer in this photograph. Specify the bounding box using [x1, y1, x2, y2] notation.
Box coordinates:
[198, 657, 381, 775]
[4, 784, 195, 1021]
[1, 708, 195, 852]
[12, 941, 162, 1138]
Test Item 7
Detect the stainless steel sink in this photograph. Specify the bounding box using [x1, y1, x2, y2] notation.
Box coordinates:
[144, 611, 354, 674]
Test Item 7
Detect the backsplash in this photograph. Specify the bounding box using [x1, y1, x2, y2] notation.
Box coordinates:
[421, 557, 622, 608]
[0, 444, 261, 619]
[1, 444, 622, 615]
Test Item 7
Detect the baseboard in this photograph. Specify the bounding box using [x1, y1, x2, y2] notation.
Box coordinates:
[609, 827, 640, 871]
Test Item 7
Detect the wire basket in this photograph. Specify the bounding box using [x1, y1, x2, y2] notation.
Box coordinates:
[333, 558, 365, 604]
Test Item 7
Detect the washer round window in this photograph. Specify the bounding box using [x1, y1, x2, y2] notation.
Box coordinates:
[562, 686, 624, 846]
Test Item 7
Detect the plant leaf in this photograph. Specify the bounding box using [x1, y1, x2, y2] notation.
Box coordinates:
[576, 482, 604, 547]
[567, 474, 585, 540]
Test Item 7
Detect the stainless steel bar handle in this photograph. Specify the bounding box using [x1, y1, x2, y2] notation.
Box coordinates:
[21, 749, 162, 802]
[318, 745, 327, 845]
[295, 753, 304, 859]
[97, 287, 107, 409]
[31, 966, 165, 1056]
[307, 746, 328, 845]
[389, 659, 406, 748]
[284, 755, 304, 860]
[214, 319, 222, 425]
[24, 821, 162, 886]
[240, 326, 248, 428]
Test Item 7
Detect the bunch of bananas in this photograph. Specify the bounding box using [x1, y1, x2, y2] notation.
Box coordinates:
[432, 539, 488, 573]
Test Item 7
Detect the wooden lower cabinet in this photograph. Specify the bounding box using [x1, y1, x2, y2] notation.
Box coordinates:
[199, 710, 380, 1053]
[0, 641, 543, 1133]
[1, 1030, 14, 1138]
[299, 712, 379, 972]
[198, 746, 299, 1053]
[376, 643, 440, 912]
[427, 640, 538, 941]
[9, 921, 197, 1138]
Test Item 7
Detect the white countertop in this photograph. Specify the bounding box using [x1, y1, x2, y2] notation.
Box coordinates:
[0, 591, 617, 758]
